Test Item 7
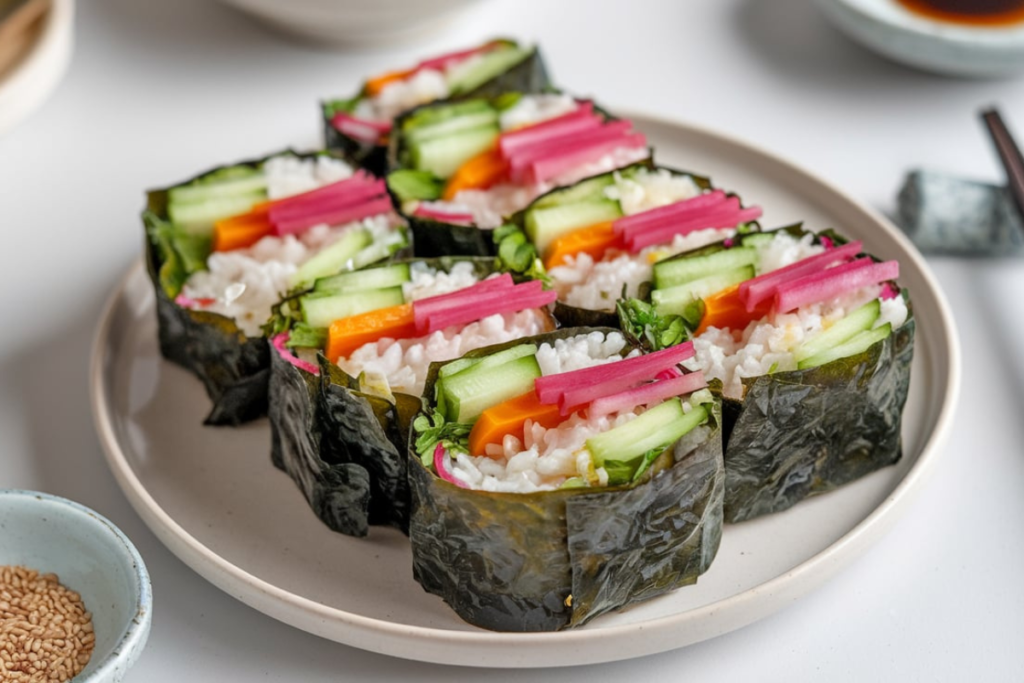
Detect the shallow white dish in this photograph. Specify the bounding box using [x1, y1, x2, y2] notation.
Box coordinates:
[89, 114, 960, 668]
[816, 0, 1024, 77]
[0, 489, 152, 682]
[0, 0, 73, 136]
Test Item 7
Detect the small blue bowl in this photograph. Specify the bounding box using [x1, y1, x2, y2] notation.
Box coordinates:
[0, 490, 152, 682]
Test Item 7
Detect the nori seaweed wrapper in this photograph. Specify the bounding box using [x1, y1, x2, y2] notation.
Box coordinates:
[408, 328, 725, 631]
[268, 257, 556, 536]
[322, 42, 550, 176]
[386, 96, 638, 258]
[632, 227, 916, 522]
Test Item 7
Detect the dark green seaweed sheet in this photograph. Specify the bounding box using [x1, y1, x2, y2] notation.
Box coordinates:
[408, 328, 725, 631]
[268, 257, 552, 536]
[722, 309, 915, 522]
[322, 46, 550, 177]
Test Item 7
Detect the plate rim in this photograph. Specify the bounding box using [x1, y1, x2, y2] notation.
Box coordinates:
[89, 112, 962, 667]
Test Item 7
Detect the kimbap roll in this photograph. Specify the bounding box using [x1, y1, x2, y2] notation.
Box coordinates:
[144, 151, 408, 425]
[629, 227, 914, 522]
[268, 258, 558, 536]
[386, 93, 651, 257]
[513, 162, 762, 327]
[409, 328, 724, 631]
[322, 39, 549, 174]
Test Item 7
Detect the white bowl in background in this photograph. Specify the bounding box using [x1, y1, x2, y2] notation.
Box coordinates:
[216, 0, 488, 47]
[816, 0, 1024, 77]
[0, 489, 152, 683]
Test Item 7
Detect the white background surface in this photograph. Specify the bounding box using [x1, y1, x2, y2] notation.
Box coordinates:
[0, 0, 1022, 679]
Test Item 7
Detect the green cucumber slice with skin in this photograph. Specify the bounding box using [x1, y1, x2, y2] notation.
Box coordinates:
[314, 263, 411, 294]
[387, 170, 445, 202]
[531, 174, 617, 210]
[290, 228, 373, 288]
[403, 100, 495, 135]
[652, 265, 755, 316]
[737, 232, 776, 248]
[447, 46, 530, 95]
[168, 192, 265, 235]
[793, 299, 881, 364]
[438, 354, 541, 423]
[587, 399, 708, 468]
[411, 125, 500, 179]
[798, 322, 892, 370]
[349, 232, 408, 271]
[438, 343, 538, 380]
[405, 109, 500, 147]
[653, 247, 759, 289]
[301, 286, 406, 329]
[525, 199, 624, 255]
[168, 172, 268, 206]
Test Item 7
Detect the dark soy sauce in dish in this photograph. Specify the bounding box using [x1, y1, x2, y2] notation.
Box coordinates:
[896, 0, 1024, 26]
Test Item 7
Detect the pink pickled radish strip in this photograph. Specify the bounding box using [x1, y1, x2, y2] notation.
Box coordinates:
[269, 173, 383, 210]
[419, 42, 499, 72]
[269, 180, 388, 223]
[412, 204, 476, 225]
[619, 196, 740, 244]
[506, 120, 636, 174]
[739, 240, 863, 312]
[498, 105, 601, 156]
[655, 367, 683, 381]
[423, 284, 555, 334]
[535, 342, 694, 407]
[271, 334, 320, 376]
[774, 259, 899, 313]
[412, 274, 515, 331]
[613, 190, 729, 236]
[433, 443, 469, 488]
[880, 282, 900, 300]
[588, 371, 707, 418]
[625, 206, 762, 252]
[273, 195, 393, 236]
[521, 132, 648, 186]
[331, 112, 392, 143]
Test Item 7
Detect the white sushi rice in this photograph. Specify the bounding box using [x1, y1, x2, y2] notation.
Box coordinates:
[179, 155, 401, 337]
[335, 262, 554, 396]
[681, 231, 910, 399]
[498, 93, 577, 130]
[548, 169, 728, 311]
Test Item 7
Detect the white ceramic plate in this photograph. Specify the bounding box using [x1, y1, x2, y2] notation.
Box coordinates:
[89, 114, 960, 668]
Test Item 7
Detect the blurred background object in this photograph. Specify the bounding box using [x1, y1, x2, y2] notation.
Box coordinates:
[215, 0, 491, 47]
[816, 0, 1024, 76]
[0, 0, 72, 136]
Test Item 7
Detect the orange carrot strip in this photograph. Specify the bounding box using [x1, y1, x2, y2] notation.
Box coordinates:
[695, 284, 771, 336]
[213, 213, 273, 251]
[442, 147, 507, 201]
[468, 389, 563, 457]
[364, 68, 417, 97]
[543, 221, 620, 269]
[326, 303, 416, 362]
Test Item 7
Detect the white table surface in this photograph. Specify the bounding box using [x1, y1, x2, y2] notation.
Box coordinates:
[1, 0, 1022, 679]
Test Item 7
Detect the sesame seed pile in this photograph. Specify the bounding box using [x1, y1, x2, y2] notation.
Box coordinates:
[0, 566, 94, 682]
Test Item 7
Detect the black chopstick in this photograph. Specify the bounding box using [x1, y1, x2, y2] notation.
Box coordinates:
[981, 107, 1024, 225]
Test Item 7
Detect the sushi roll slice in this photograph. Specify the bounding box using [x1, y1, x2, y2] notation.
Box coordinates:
[144, 151, 409, 425]
[512, 162, 762, 327]
[409, 328, 724, 631]
[268, 258, 558, 537]
[322, 39, 549, 174]
[628, 226, 914, 522]
[386, 93, 651, 257]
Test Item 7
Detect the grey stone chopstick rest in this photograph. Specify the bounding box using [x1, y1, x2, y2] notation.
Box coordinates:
[896, 170, 1024, 256]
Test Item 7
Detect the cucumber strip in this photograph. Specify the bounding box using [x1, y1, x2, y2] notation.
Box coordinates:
[314, 263, 411, 294]
[738, 232, 775, 247]
[387, 170, 445, 202]
[168, 173, 268, 205]
[402, 100, 495, 134]
[411, 125, 500, 179]
[290, 228, 373, 288]
[587, 399, 708, 468]
[350, 232, 409, 271]
[301, 286, 406, 329]
[406, 109, 500, 146]
[797, 323, 892, 370]
[168, 192, 265, 235]
[652, 265, 755, 315]
[531, 174, 617, 209]
[653, 247, 758, 289]
[438, 343, 538, 380]
[525, 199, 623, 255]
[448, 46, 530, 95]
[793, 300, 881, 364]
[438, 354, 541, 423]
